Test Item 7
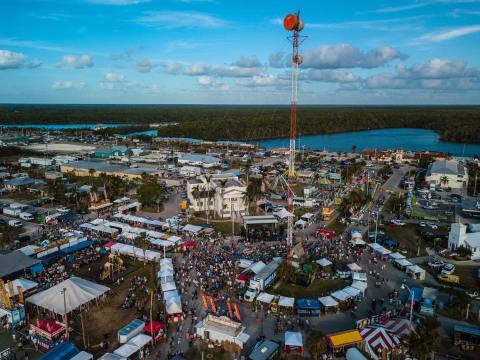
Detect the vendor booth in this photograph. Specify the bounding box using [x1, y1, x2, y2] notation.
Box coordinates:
[360, 326, 401, 360]
[118, 319, 145, 344]
[319, 296, 339, 313]
[28, 319, 67, 350]
[144, 321, 165, 342]
[296, 298, 321, 317]
[284, 331, 303, 354]
[406, 265, 426, 280]
[326, 329, 363, 352]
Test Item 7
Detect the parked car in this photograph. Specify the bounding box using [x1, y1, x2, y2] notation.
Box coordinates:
[426, 222, 438, 229]
[8, 219, 23, 228]
[441, 263, 455, 275]
[427, 258, 445, 269]
[391, 219, 406, 226]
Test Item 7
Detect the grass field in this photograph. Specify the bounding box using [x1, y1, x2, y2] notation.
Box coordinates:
[69, 260, 156, 356]
[184, 344, 232, 360]
[383, 224, 426, 257]
[453, 265, 480, 291]
[271, 278, 346, 298]
[190, 217, 240, 235]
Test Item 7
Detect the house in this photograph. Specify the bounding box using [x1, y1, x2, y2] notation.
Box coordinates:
[178, 153, 221, 168]
[186, 174, 246, 218]
[448, 223, 480, 260]
[3, 177, 36, 191]
[425, 159, 468, 189]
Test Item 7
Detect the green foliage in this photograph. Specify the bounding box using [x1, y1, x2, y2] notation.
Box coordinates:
[137, 175, 165, 208]
[404, 317, 441, 360]
[306, 330, 327, 360]
[2, 105, 480, 143]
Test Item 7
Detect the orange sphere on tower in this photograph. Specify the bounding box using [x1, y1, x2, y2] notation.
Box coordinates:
[283, 14, 298, 31]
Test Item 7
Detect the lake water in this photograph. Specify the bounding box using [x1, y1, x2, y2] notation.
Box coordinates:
[255, 128, 480, 157]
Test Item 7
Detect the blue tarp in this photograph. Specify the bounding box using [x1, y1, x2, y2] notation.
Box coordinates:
[454, 325, 480, 337]
[296, 298, 321, 310]
[30, 263, 44, 275]
[408, 287, 423, 302]
[39, 341, 79, 360]
[61, 240, 92, 254]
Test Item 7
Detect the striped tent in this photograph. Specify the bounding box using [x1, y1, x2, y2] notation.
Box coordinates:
[383, 318, 416, 337]
[360, 326, 401, 360]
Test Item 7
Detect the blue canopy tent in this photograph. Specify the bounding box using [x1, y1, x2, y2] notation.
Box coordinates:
[408, 287, 423, 303]
[39, 342, 79, 360]
[296, 298, 321, 317]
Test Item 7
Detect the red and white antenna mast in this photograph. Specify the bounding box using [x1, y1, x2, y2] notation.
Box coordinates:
[283, 11, 305, 259]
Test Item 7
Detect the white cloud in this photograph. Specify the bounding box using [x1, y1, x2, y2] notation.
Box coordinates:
[0, 49, 26, 70]
[27, 59, 42, 68]
[52, 81, 86, 90]
[308, 69, 359, 83]
[103, 72, 126, 82]
[163, 58, 264, 78]
[111, 46, 141, 61]
[416, 24, 480, 42]
[301, 44, 407, 70]
[396, 58, 478, 78]
[197, 75, 229, 91]
[58, 54, 93, 69]
[365, 1, 480, 14]
[236, 74, 288, 88]
[134, 11, 228, 29]
[269, 51, 286, 68]
[232, 55, 262, 68]
[134, 58, 157, 73]
[87, 0, 150, 5]
[363, 58, 480, 90]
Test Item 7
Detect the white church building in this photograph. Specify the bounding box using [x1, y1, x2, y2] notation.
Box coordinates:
[448, 223, 480, 260]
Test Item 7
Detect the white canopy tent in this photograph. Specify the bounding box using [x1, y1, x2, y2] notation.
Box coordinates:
[113, 343, 139, 358]
[343, 286, 362, 298]
[395, 258, 413, 268]
[389, 252, 406, 260]
[161, 282, 177, 293]
[318, 296, 339, 308]
[128, 333, 152, 348]
[285, 331, 303, 348]
[331, 290, 352, 302]
[256, 292, 275, 304]
[351, 281, 368, 295]
[97, 353, 126, 360]
[406, 265, 426, 280]
[316, 258, 333, 267]
[5, 278, 38, 296]
[166, 295, 182, 315]
[347, 263, 362, 272]
[278, 296, 295, 308]
[273, 207, 293, 219]
[26, 277, 109, 315]
[352, 272, 368, 282]
[182, 224, 203, 234]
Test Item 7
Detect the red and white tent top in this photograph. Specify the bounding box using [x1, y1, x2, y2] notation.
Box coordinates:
[384, 318, 416, 337]
[360, 326, 400, 360]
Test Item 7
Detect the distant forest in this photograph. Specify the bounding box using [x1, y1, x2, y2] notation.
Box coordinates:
[1, 104, 480, 144]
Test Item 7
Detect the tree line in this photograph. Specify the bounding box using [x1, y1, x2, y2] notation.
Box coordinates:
[2, 105, 480, 143]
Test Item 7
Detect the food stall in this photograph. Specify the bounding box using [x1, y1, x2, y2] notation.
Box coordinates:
[118, 319, 145, 344]
[28, 319, 67, 350]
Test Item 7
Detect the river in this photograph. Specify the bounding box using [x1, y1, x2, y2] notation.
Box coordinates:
[254, 128, 480, 157]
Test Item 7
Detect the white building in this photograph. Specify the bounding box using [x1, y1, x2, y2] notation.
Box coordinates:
[195, 315, 250, 349]
[186, 174, 246, 218]
[425, 159, 468, 189]
[178, 153, 221, 168]
[448, 223, 480, 260]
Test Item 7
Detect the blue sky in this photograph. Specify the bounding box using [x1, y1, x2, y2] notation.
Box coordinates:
[1, 0, 480, 104]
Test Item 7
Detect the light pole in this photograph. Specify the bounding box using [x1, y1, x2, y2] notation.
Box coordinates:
[61, 287, 69, 339]
[401, 283, 414, 322]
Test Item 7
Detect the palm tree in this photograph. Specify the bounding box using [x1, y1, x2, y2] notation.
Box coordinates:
[192, 186, 201, 211]
[136, 232, 149, 266]
[88, 168, 95, 185]
[440, 175, 449, 187]
[205, 175, 212, 222]
[219, 179, 228, 219]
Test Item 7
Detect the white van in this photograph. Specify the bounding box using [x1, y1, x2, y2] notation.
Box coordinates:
[8, 219, 23, 228]
[19, 212, 34, 221]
